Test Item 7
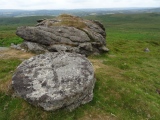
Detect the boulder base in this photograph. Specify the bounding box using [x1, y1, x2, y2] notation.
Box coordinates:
[12, 52, 95, 111]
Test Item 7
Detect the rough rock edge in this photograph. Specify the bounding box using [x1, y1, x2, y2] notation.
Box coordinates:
[12, 52, 96, 111]
[15, 14, 109, 56]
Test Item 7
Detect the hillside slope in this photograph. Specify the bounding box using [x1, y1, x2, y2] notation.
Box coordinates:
[0, 13, 160, 120]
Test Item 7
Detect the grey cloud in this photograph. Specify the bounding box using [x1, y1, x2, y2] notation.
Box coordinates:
[0, 0, 159, 9]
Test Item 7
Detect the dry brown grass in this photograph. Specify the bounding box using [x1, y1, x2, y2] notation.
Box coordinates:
[56, 14, 87, 29]
[0, 48, 35, 93]
[0, 79, 12, 93]
[90, 59, 124, 80]
[0, 48, 35, 60]
[79, 108, 117, 120]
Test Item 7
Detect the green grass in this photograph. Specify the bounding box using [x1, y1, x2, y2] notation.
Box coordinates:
[0, 59, 22, 81]
[0, 16, 54, 46]
[0, 13, 160, 120]
[91, 39, 160, 119]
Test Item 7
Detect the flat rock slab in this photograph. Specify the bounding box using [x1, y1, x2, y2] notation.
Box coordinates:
[0, 47, 10, 51]
[12, 52, 95, 111]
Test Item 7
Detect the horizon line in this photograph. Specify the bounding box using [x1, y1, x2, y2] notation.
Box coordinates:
[0, 7, 159, 11]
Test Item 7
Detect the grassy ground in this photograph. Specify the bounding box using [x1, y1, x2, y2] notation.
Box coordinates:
[0, 16, 53, 47]
[0, 13, 160, 120]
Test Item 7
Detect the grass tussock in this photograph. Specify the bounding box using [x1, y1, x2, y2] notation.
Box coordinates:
[56, 14, 87, 29]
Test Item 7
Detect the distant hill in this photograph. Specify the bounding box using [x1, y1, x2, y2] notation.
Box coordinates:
[149, 8, 160, 12]
[0, 7, 160, 17]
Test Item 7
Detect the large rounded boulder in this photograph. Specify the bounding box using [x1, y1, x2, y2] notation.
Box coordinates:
[12, 52, 95, 111]
[16, 14, 109, 56]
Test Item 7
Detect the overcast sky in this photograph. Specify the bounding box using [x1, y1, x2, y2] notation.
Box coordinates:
[0, 0, 160, 10]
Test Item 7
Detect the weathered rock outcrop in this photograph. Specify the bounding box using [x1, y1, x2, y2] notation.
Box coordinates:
[16, 14, 109, 56]
[12, 52, 95, 111]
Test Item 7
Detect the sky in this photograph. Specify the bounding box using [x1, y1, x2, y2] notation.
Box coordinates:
[0, 0, 160, 10]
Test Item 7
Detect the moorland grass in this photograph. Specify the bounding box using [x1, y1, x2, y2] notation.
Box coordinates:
[0, 13, 160, 120]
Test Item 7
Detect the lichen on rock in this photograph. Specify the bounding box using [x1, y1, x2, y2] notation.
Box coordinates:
[16, 14, 109, 56]
[12, 52, 96, 111]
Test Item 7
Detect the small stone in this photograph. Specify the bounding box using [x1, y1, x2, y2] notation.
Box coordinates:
[147, 114, 151, 118]
[58, 29, 62, 33]
[156, 89, 160, 94]
[11, 43, 14, 46]
[144, 48, 150, 52]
